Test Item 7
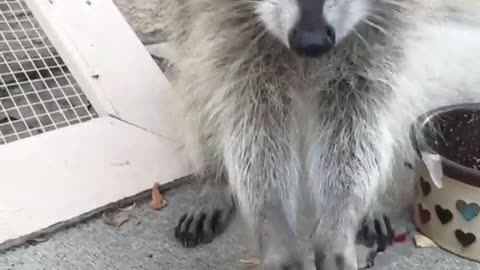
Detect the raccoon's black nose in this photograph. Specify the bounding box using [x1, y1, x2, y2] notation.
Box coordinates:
[288, 24, 336, 57]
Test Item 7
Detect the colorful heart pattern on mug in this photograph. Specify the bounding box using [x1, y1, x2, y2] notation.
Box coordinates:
[419, 177, 431, 197]
[417, 173, 480, 249]
[456, 200, 480, 222]
[421, 202, 479, 249]
[418, 204, 431, 224]
[435, 205, 453, 225]
[455, 230, 476, 248]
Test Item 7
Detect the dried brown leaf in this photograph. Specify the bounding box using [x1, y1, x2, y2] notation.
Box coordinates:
[413, 232, 438, 248]
[26, 234, 51, 245]
[33, 235, 50, 243]
[119, 202, 136, 211]
[150, 183, 168, 210]
[102, 211, 130, 228]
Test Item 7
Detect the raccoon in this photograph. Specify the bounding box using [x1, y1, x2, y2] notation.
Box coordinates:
[157, 0, 480, 268]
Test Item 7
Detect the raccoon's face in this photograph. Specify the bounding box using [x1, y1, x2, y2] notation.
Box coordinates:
[255, 0, 371, 57]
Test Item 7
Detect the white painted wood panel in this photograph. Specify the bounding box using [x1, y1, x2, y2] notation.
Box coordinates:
[0, 117, 191, 244]
[0, 0, 192, 246]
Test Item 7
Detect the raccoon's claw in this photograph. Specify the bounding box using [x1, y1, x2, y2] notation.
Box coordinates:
[374, 215, 396, 252]
[358, 250, 376, 269]
[357, 215, 395, 251]
[174, 208, 232, 247]
[174, 212, 207, 247]
[356, 215, 395, 268]
[174, 185, 235, 248]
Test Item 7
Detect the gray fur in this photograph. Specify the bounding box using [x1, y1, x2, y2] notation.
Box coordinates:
[158, 0, 480, 268]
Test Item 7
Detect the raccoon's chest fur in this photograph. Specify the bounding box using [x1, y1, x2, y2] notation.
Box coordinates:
[298, 46, 391, 113]
[286, 37, 398, 150]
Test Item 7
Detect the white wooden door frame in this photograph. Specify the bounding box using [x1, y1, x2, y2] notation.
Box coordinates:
[0, 0, 192, 247]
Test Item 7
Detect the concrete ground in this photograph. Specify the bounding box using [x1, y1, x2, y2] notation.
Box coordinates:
[1, 182, 480, 270]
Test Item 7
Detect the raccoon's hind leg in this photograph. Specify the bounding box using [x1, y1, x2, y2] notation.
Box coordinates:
[174, 167, 235, 248]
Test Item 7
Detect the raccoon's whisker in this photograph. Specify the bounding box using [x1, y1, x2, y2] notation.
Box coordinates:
[363, 19, 390, 36]
[366, 13, 388, 23]
[250, 29, 269, 50]
[352, 28, 372, 52]
[240, 0, 276, 6]
[380, 0, 410, 10]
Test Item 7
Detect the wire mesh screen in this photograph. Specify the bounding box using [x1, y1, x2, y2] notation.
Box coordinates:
[0, 0, 98, 144]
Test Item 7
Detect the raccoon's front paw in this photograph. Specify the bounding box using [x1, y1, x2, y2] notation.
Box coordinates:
[262, 245, 304, 270]
[312, 228, 358, 270]
[174, 189, 235, 248]
[356, 215, 396, 269]
[263, 258, 304, 270]
[313, 252, 357, 270]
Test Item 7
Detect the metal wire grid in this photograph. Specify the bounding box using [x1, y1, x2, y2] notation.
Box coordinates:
[0, 0, 98, 144]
